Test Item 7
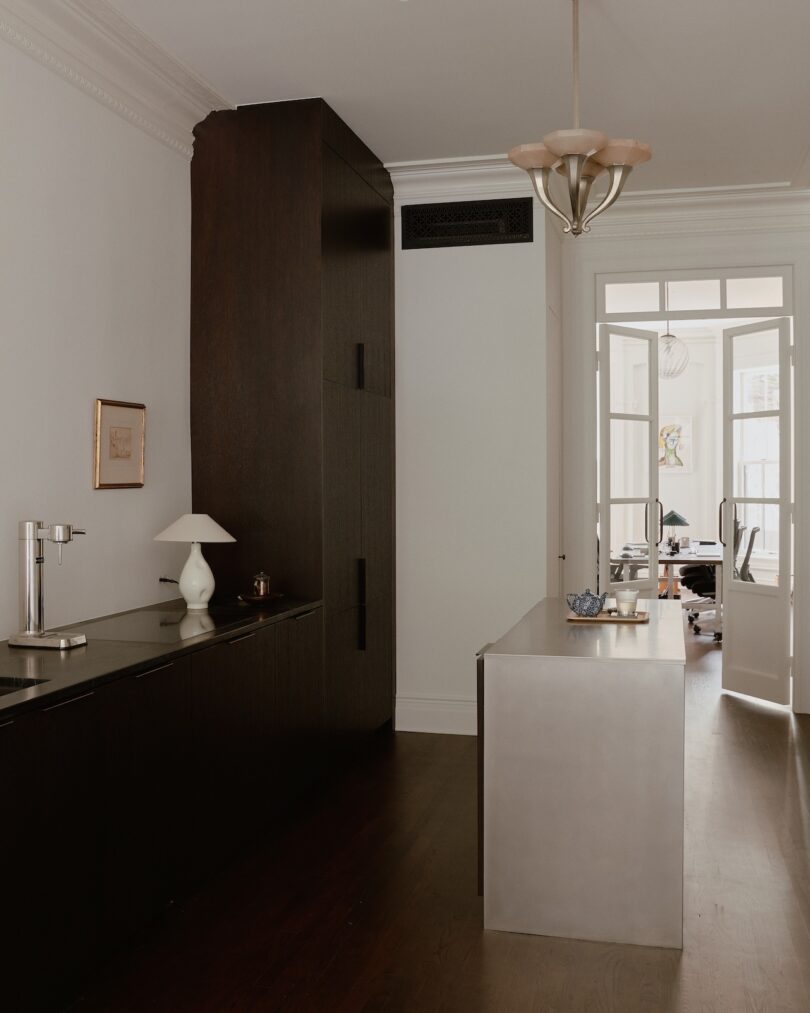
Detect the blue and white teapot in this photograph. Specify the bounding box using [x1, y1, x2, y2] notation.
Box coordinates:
[566, 588, 607, 617]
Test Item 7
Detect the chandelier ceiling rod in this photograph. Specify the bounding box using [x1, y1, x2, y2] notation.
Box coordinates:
[507, 0, 652, 237]
[572, 0, 580, 130]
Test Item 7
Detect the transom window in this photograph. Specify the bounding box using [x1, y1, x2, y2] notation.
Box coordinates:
[597, 266, 792, 322]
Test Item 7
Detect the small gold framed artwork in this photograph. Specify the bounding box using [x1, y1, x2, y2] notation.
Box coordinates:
[94, 399, 145, 489]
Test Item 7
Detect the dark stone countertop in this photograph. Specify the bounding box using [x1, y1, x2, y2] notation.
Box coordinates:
[0, 596, 322, 720]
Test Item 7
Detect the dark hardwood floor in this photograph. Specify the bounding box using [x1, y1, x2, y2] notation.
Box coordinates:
[71, 633, 810, 1013]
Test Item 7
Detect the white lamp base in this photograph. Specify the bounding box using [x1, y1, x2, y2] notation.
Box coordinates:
[179, 542, 215, 611]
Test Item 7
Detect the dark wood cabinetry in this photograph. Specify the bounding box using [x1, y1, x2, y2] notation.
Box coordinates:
[362, 391, 395, 605]
[322, 143, 393, 397]
[324, 597, 393, 737]
[1, 606, 324, 1013]
[99, 656, 193, 939]
[31, 692, 101, 1000]
[25, 691, 102, 1008]
[191, 98, 394, 735]
[191, 629, 268, 877]
[323, 380, 364, 614]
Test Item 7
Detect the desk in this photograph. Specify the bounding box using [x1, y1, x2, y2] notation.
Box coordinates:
[611, 543, 723, 604]
[658, 543, 723, 606]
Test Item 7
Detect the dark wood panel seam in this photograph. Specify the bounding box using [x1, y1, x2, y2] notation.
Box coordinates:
[322, 138, 394, 207]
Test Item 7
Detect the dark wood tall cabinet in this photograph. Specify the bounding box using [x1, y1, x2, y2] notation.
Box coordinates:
[191, 99, 395, 734]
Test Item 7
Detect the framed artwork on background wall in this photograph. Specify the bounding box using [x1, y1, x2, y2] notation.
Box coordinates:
[658, 415, 693, 475]
[94, 398, 145, 489]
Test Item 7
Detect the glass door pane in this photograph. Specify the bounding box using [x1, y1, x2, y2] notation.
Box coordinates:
[599, 325, 659, 595]
[722, 317, 791, 705]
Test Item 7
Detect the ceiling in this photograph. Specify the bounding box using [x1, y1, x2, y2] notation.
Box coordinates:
[109, 0, 810, 191]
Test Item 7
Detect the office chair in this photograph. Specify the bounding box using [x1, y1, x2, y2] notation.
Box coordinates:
[688, 526, 759, 640]
[681, 520, 744, 592]
[738, 526, 760, 583]
[680, 522, 743, 641]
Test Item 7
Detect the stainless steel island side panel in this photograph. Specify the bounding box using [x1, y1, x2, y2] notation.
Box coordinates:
[483, 597, 685, 949]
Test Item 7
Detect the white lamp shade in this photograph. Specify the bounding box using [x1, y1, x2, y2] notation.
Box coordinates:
[154, 513, 235, 544]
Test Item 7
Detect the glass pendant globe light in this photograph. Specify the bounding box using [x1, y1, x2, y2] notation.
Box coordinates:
[659, 330, 690, 380]
[658, 283, 690, 380]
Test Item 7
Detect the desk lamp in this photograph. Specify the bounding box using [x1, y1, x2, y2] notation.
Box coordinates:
[155, 513, 235, 610]
[662, 510, 689, 554]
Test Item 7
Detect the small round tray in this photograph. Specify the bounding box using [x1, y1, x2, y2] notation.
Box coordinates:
[238, 591, 285, 606]
[567, 609, 649, 624]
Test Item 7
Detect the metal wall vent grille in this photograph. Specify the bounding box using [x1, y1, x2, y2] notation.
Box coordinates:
[401, 198, 533, 250]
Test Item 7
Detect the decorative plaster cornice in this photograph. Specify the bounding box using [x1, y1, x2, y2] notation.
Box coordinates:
[387, 155, 533, 204]
[588, 182, 810, 240]
[387, 153, 810, 239]
[0, 0, 231, 158]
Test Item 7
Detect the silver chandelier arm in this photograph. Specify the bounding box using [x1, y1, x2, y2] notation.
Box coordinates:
[529, 167, 573, 233]
[580, 164, 633, 232]
[562, 154, 586, 232]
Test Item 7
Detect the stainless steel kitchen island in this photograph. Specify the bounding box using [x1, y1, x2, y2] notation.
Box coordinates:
[479, 597, 686, 948]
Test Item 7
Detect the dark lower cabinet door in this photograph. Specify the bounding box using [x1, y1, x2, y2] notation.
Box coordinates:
[0, 715, 37, 1011]
[98, 657, 192, 945]
[253, 622, 278, 823]
[324, 606, 365, 737]
[191, 629, 267, 878]
[323, 380, 363, 614]
[324, 603, 392, 736]
[274, 608, 325, 802]
[27, 690, 102, 1011]
[365, 596, 394, 729]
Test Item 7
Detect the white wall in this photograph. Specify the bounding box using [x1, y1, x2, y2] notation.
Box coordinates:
[545, 224, 564, 596]
[0, 41, 192, 635]
[395, 205, 551, 734]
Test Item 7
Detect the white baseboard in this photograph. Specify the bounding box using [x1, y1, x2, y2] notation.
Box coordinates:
[395, 695, 477, 736]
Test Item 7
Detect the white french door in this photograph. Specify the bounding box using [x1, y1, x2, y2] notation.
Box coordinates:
[598, 325, 660, 598]
[722, 318, 793, 704]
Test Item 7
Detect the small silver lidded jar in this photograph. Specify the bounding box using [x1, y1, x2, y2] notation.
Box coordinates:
[253, 571, 272, 598]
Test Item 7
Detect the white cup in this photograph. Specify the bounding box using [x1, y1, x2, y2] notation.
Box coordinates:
[615, 589, 639, 617]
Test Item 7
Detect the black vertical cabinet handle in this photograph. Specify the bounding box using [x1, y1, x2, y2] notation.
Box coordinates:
[356, 342, 365, 390]
[358, 557, 367, 650]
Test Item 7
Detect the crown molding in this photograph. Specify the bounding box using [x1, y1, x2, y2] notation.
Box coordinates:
[387, 155, 533, 204]
[0, 0, 231, 158]
[387, 153, 810, 239]
[587, 181, 810, 240]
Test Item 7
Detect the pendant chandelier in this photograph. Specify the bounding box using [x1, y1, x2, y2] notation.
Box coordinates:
[508, 0, 651, 236]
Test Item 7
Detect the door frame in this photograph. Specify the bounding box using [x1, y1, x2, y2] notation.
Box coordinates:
[562, 241, 807, 713]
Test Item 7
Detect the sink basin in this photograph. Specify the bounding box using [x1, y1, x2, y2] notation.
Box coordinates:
[0, 677, 48, 698]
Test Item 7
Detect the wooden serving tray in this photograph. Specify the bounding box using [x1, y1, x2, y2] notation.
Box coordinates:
[567, 610, 650, 624]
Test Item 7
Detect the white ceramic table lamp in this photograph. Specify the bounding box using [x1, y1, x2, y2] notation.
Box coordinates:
[154, 513, 235, 611]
